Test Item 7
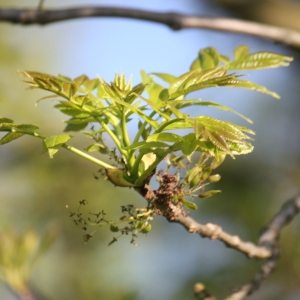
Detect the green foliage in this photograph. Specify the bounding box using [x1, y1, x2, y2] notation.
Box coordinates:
[0, 45, 293, 212]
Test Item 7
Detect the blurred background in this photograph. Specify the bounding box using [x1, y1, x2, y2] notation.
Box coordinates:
[0, 0, 300, 299]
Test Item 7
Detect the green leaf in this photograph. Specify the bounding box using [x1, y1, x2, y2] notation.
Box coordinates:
[0, 132, 24, 145]
[233, 45, 249, 59]
[62, 82, 77, 98]
[198, 116, 254, 140]
[140, 153, 157, 172]
[199, 47, 221, 70]
[192, 100, 253, 123]
[0, 123, 39, 135]
[196, 116, 254, 156]
[0, 117, 13, 124]
[64, 117, 94, 124]
[127, 141, 169, 150]
[154, 118, 186, 133]
[229, 51, 293, 70]
[64, 122, 88, 132]
[169, 67, 227, 97]
[147, 132, 183, 143]
[206, 131, 230, 153]
[190, 47, 221, 71]
[43, 134, 72, 158]
[83, 78, 100, 92]
[73, 74, 89, 87]
[170, 75, 279, 99]
[180, 133, 199, 156]
[14, 124, 39, 133]
[157, 119, 193, 131]
[86, 143, 108, 154]
[44, 134, 72, 148]
[169, 69, 198, 96]
[151, 73, 176, 84]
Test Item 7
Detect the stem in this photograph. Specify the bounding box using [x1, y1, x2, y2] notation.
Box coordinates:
[10, 130, 116, 170]
[131, 151, 145, 178]
[121, 107, 135, 169]
[96, 119, 128, 157]
[121, 108, 131, 148]
[62, 144, 114, 169]
[132, 110, 157, 145]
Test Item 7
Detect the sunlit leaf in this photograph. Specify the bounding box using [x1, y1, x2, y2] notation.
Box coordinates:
[152, 73, 176, 84]
[73, 74, 89, 87]
[43, 134, 72, 158]
[229, 51, 293, 70]
[233, 45, 249, 59]
[83, 78, 100, 92]
[170, 76, 279, 99]
[86, 143, 108, 154]
[155, 118, 186, 133]
[192, 100, 253, 123]
[147, 132, 183, 143]
[127, 141, 169, 150]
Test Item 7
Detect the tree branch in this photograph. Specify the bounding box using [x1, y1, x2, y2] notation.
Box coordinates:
[173, 212, 271, 259]
[1, 6, 300, 50]
[224, 193, 300, 300]
[169, 193, 300, 299]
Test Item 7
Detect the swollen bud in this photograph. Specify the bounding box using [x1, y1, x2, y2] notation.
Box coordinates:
[110, 224, 119, 232]
[105, 168, 136, 187]
[141, 224, 152, 234]
[83, 234, 93, 244]
[208, 174, 221, 183]
[199, 190, 221, 198]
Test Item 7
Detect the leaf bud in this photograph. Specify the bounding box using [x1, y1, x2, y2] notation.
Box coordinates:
[110, 224, 119, 232]
[208, 174, 221, 182]
[141, 224, 152, 234]
[199, 190, 221, 198]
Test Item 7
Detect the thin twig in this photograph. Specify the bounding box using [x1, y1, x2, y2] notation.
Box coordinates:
[0, 6, 300, 49]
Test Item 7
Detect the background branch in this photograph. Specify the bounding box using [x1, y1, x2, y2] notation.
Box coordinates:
[173, 212, 271, 259]
[169, 193, 300, 299]
[224, 193, 300, 300]
[0, 6, 300, 49]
